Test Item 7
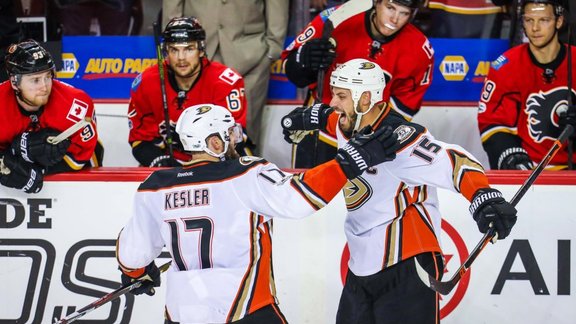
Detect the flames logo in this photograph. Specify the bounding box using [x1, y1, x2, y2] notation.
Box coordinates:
[525, 87, 576, 143]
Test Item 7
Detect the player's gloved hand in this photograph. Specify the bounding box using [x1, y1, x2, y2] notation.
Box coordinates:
[469, 188, 517, 240]
[281, 104, 333, 144]
[149, 155, 181, 167]
[498, 147, 533, 170]
[295, 38, 337, 72]
[11, 128, 71, 167]
[336, 125, 399, 179]
[0, 152, 43, 193]
[558, 105, 576, 131]
[121, 262, 161, 296]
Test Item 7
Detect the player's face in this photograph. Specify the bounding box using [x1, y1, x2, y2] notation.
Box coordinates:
[166, 42, 203, 78]
[373, 0, 413, 37]
[330, 86, 358, 133]
[522, 4, 563, 49]
[224, 125, 241, 160]
[15, 70, 53, 110]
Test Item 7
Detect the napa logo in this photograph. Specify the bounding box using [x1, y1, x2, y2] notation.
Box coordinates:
[83, 57, 156, 79]
[439, 55, 469, 81]
[56, 53, 79, 79]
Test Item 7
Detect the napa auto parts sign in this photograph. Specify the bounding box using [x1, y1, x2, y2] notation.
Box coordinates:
[1, 175, 575, 323]
[55, 37, 508, 101]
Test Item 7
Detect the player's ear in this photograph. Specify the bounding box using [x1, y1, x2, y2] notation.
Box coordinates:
[360, 91, 372, 111]
[9, 76, 19, 91]
[207, 135, 224, 153]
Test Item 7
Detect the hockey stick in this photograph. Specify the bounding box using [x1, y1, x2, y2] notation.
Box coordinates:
[297, 0, 371, 166]
[47, 117, 92, 144]
[415, 124, 574, 295]
[53, 260, 171, 324]
[316, 0, 371, 100]
[566, 10, 574, 169]
[153, 21, 174, 159]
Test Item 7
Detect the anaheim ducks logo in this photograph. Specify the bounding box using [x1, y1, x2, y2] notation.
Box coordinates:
[343, 176, 372, 211]
[196, 105, 212, 115]
[359, 62, 376, 70]
[525, 87, 576, 143]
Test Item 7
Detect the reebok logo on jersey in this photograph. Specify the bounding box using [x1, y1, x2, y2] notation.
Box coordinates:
[177, 171, 194, 177]
[342, 144, 368, 171]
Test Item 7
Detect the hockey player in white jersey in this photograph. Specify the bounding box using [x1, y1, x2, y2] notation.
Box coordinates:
[116, 103, 400, 323]
[281, 58, 518, 324]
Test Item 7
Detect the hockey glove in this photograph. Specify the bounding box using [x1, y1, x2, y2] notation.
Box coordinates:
[498, 148, 533, 170]
[336, 125, 399, 179]
[11, 128, 71, 167]
[558, 105, 576, 136]
[0, 152, 43, 193]
[295, 38, 337, 72]
[149, 155, 181, 167]
[281, 104, 333, 144]
[121, 262, 161, 296]
[469, 188, 517, 240]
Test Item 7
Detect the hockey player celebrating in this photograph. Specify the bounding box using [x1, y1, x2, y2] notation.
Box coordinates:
[0, 39, 101, 193]
[282, 0, 434, 167]
[128, 17, 250, 167]
[281, 58, 518, 323]
[116, 103, 400, 323]
[478, 0, 576, 170]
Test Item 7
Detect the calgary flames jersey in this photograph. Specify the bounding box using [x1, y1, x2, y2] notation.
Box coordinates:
[117, 156, 347, 323]
[0, 80, 99, 172]
[478, 44, 576, 169]
[327, 107, 489, 276]
[128, 58, 247, 161]
[283, 7, 434, 119]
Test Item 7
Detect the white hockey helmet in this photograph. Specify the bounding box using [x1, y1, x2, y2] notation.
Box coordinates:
[330, 58, 385, 110]
[330, 59, 386, 131]
[176, 104, 236, 158]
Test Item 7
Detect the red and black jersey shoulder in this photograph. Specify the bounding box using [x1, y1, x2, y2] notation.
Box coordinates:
[138, 157, 269, 191]
[373, 108, 426, 151]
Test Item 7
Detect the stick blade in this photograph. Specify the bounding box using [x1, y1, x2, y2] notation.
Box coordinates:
[414, 257, 457, 295]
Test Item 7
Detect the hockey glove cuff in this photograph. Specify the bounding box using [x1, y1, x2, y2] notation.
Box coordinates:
[470, 188, 517, 240]
[0, 152, 43, 193]
[498, 147, 533, 170]
[336, 126, 399, 179]
[121, 262, 161, 296]
[281, 104, 333, 144]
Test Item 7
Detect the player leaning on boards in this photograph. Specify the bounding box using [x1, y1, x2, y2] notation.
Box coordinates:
[281, 58, 518, 323]
[129, 17, 250, 168]
[0, 39, 102, 193]
[282, 0, 433, 167]
[478, 0, 576, 170]
[116, 103, 399, 323]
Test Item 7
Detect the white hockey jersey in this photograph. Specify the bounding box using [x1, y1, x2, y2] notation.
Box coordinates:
[117, 156, 347, 323]
[334, 107, 491, 277]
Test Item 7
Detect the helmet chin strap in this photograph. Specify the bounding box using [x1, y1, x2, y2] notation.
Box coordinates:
[352, 93, 376, 133]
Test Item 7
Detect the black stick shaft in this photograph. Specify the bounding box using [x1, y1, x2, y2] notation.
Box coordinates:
[153, 22, 174, 158]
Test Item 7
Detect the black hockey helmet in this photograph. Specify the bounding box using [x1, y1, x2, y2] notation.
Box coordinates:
[163, 17, 206, 45]
[5, 39, 55, 77]
[522, 0, 565, 17]
[375, 0, 424, 10]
